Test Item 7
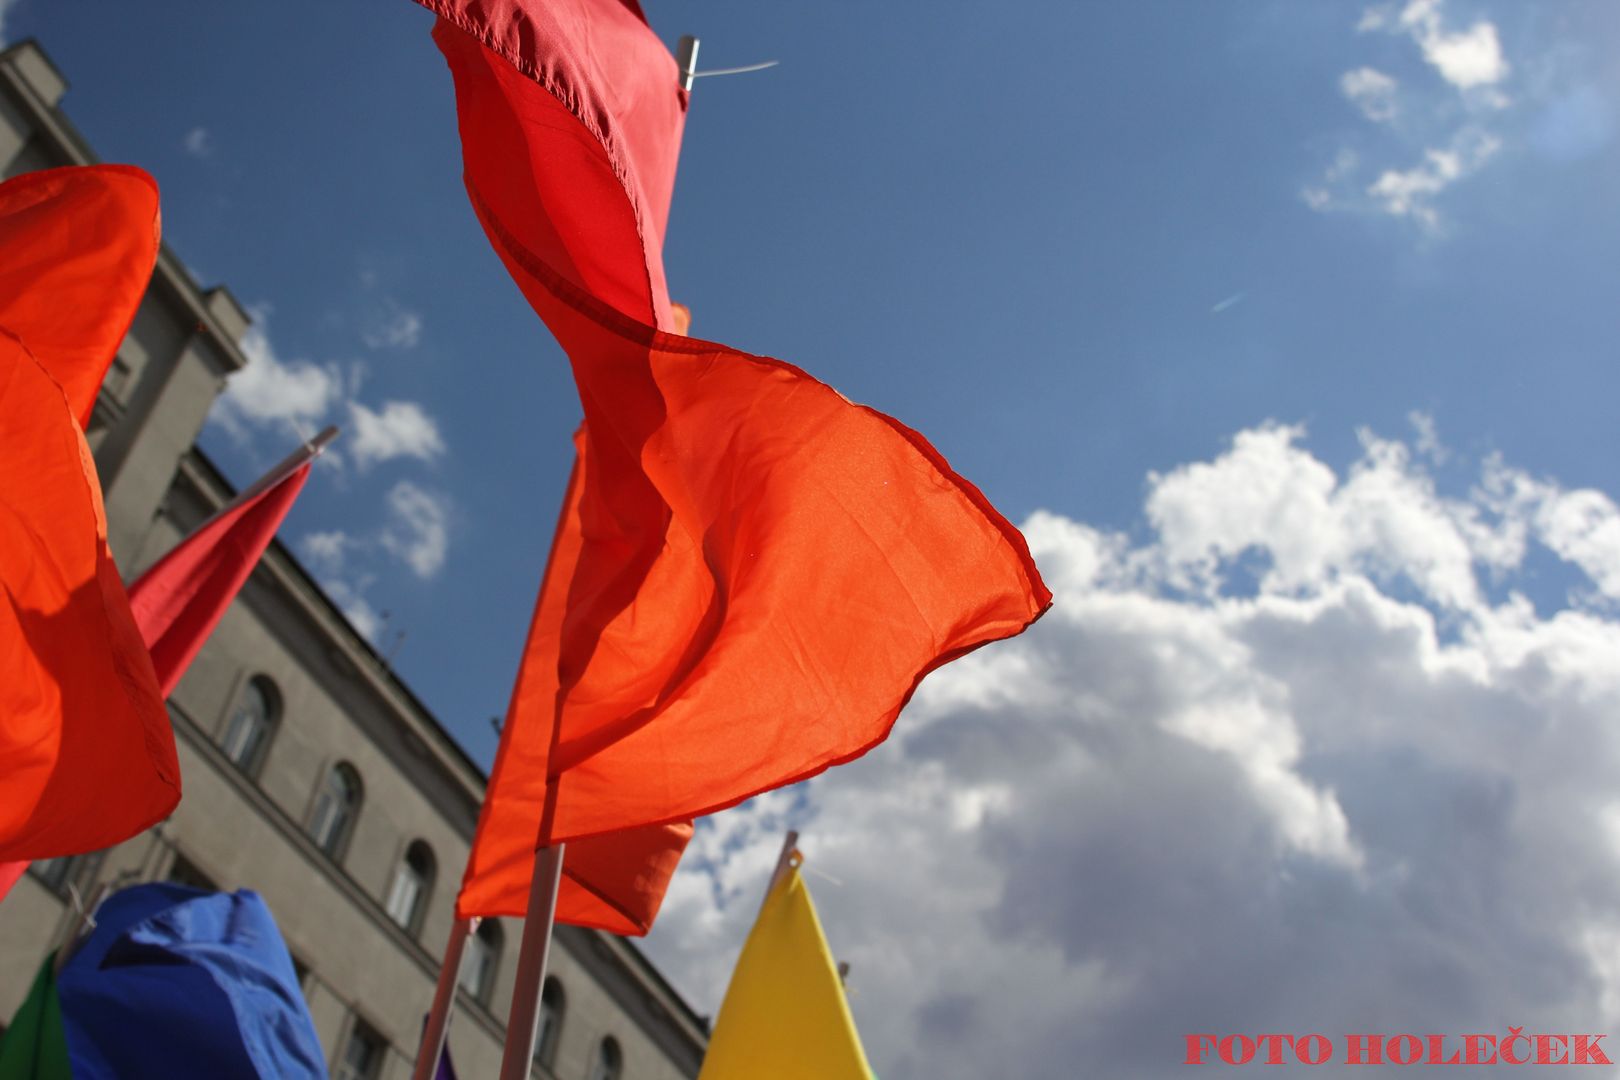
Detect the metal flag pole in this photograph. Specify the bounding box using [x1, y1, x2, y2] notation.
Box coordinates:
[491, 29, 784, 1080]
[411, 915, 478, 1080]
[496, 843, 567, 1080]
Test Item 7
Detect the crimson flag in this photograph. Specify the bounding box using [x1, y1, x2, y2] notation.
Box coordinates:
[127, 450, 315, 697]
[425, 0, 1050, 918]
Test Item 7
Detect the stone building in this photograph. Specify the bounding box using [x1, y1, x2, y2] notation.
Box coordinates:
[0, 39, 708, 1080]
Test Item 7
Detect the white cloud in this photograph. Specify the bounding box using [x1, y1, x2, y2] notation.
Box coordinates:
[1317, 1, 1518, 234]
[1395, 0, 1509, 92]
[348, 400, 446, 470]
[361, 304, 423, 350]
[299, 530, 352, 576]
[1340, 66, 1399, 123]
[644, 420, 1620, 1078]
[380, 481, 450, 579]
[183, 127, 213, 159]
[1364, 127, 1500, 232]
[212, 308, 344, 443]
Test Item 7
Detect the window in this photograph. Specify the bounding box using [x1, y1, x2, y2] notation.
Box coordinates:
[535, 978, 566, 1068]
[335, 1018, 385, 1080]
[458, 918, 503, 1004]
[384, 840, 435, 935]
[308, 763, 362, 858]
[28, 852, 102, 901]
[221, 676, 278, 776]
[589, 1037, 622, 1080]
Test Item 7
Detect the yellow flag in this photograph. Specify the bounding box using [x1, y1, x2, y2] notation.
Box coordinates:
[698, 865, 877, 1079]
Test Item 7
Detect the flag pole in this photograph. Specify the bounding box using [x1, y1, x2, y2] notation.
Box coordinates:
[224, 425, 338, 511]
[760, 829, 800, 916]
[497, 843, 566, 1080]
[412, 915, 478, 1080]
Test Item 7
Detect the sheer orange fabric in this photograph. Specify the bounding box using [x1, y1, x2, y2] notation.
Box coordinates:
[0, 167, 175, 863]
[427, 1, 1050, 922]
[0, 166, 159, 426]
[0, 327, 175, 860]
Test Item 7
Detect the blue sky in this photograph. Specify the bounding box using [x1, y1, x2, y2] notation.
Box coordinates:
[9, 1, 1620, 1074]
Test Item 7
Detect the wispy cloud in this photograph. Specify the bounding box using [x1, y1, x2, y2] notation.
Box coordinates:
[1305, 1, 1513, 234]
[1340, 66, 1399, 123]
[361, 303, 423, 350]
[183, 127, 213, 159]
[1209, 292, 1247, 315]
[348, 400, 446, 470]
[380, 481, 450, 579]
[1364, 127, 1501, 231]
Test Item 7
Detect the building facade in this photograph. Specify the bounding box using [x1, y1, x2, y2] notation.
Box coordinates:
[0, 39, 708, 1080]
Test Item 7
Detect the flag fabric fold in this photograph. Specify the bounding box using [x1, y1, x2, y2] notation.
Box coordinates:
[1, 441, 316, 898]
[697, 864, 876, 1080]
[425, 0, 1049, 916]
[127, 454, 314, 697]
[0, 165, 176, 864]
[0, 327, 176, 862]
[461, 436, 692, 927]
[32, 883, 327, 1079]
[0, 165, 159, 426]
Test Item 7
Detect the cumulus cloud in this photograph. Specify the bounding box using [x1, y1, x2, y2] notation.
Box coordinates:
[1340, 66, 1399, 123]
[183, 127, 213, 159]
[380, 481, 450, 579]
[348, 400, 446, 470]
[213, 308, 344, 443]
[209, 305, 448, 477]
[1393, 0, 1509, 92]
[644, 420, 1620, 1078]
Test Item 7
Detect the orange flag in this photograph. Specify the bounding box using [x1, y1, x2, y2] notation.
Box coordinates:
[1, 166, 176, 865]
[427, 0, 1050, 919]
[1, 166, 175, 864]
[0, 165, 159, 425]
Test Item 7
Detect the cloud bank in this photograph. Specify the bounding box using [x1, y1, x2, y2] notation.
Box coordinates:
[644, 417, 1620, 1079]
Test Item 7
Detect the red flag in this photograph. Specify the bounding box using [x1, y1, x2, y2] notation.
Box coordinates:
[463, 439, 690, 927]
[1, 167, 176, 863]
[0, 861, 24, 904]
[0, 165, 159, 426]
[428, 1, 1049, 907]
[0, 328, 176, 861]
[127, 446, 316, 697]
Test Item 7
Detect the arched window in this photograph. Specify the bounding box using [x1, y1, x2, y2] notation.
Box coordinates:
[458, 918, 503, 1004]
[589, 1037, 622, 1080]
[385, 840, 435, 935]
[308, 763, 362, 858]
[221, 675, 278, 775]
[534, 978, 566, 1068]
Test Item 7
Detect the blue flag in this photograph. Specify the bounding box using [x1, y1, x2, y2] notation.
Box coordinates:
[55, 883, 326, 1078]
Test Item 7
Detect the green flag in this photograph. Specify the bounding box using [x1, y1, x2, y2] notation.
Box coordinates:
[0, 954, 72, 1080]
